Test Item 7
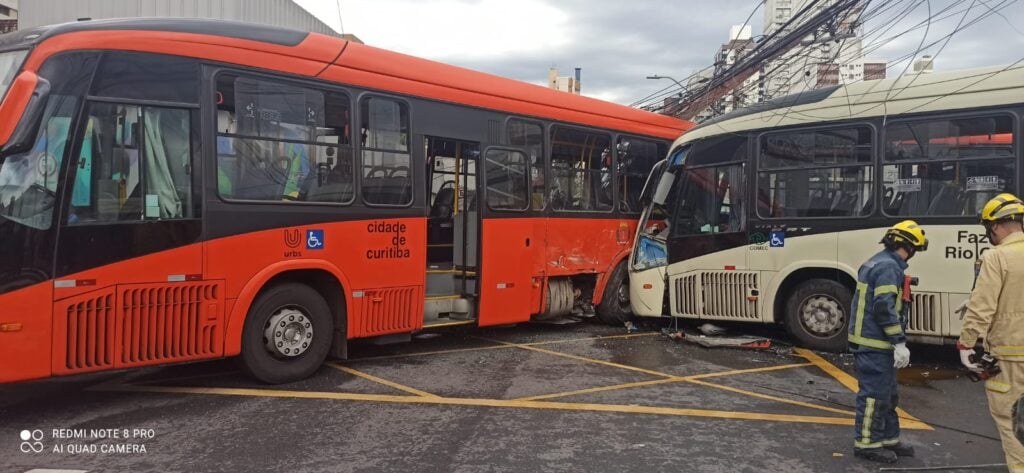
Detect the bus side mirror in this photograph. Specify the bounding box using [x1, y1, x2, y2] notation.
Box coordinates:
[651, 171, 675, 206]
[639, 160, 667, 207]
[0, 74, 51, 156]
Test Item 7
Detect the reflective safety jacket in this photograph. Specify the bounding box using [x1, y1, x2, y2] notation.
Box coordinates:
[960, 232, 1024, 360]
[849, 250, 908, 351]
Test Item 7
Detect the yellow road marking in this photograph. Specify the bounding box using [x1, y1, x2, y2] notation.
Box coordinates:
[686, 362, 814, 380]
[99, 382, 899, 427]
[348, 332, 658, 363]
[477, 336, 675, 378]
[518, 363, 814, 401]
[517, 378, 680, 401]
[329, 363, 438, 398]
[794, 348, 932, 431]
[794, 349, 859, 392]
[683, 378, 854, 416]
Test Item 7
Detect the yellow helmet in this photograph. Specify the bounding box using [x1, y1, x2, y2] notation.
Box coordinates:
[981, 193, 1024, 223]
[881, 220, 928, 252]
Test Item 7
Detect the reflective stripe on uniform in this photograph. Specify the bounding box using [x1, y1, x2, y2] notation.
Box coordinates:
[860, 397, 877, 446]
[876, 284, 903, 313]
[883, 325, 903, 336]
[994, 346, 1024, 358]
[874, 285, 899, 296]
[849, 334, 894, 350]
[854, 440, 883, 449]
[986, 380, 1012, 393]
[854, 282, 868, 337]
[881, 438, 900, 446]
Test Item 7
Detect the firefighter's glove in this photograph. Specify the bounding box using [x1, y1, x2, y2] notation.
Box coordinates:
[957, 342, 983, 374]
[954, 299, 969, 319]
[894, 343, 911, 369]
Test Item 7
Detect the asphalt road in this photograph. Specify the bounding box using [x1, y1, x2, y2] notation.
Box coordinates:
[0, 321, 1008, 473]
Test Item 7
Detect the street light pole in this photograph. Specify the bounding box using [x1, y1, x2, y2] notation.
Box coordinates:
[646, 74, 687, 92]
[646, 75, 689, 115]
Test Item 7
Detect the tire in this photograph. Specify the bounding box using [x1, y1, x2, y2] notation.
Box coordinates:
[595, 261, 632, 325]
[783, 278, 851, 353]
[239, 283, 333, 384]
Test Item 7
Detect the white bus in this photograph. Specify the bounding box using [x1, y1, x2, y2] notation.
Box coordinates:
[630, 65, 1023, 351]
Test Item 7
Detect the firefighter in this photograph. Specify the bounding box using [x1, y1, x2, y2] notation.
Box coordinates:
[959, 193, 1024, 472]
[850, 220, 927, 463]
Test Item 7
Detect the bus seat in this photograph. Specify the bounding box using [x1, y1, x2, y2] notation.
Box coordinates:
[430, 187, 455, 219]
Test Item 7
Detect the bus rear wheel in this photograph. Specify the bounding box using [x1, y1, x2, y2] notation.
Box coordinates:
[240, 283, 333, 384]
[595, 261, 632, 325]
[783, 279, 850, 353]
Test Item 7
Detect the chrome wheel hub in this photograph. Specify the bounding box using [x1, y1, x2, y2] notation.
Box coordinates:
[799, 295, 844, 337]
[264, 308, 313, 358]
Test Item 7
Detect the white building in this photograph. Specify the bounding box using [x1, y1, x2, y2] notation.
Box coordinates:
[912, 55, 935, 74]
[18, 0, 340, 38]
[762, 0, 885, 99]
[684, 25, 759, 122]
[0, 0, 16, 33]
[548, 67, 581, 95]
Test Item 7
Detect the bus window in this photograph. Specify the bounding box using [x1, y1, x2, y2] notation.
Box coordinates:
[549, 126, 611, 212]
[361, 96, 412, 206]
[215, 75, 353, 204]
[91, 52, 200, 104]
[616, 136, 666, 214]
[67, 103, 196, 224]
[883, 115, 1016, 216]
[485, 149, 529, 211]
[507, 119, 544, 210]
[758, 126, 873, 218]
[671, 163, 745, 236]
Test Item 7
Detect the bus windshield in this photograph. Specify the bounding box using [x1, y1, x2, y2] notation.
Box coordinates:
[0, 94, 77, 230]
[633, 146, 688, 270]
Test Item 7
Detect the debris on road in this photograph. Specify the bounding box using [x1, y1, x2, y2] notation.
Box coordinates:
[660, 328, 772, 350]
[699, 323, 727, 336]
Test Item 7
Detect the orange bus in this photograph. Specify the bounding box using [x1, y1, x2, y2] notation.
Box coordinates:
[0, 18, 690, 383]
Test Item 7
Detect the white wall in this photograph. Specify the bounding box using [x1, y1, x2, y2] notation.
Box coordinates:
[19, 0, 337, 36]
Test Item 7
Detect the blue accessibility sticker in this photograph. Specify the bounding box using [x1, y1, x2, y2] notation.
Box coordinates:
[770, 231, 785, 248]
[306, 229, 325, 250]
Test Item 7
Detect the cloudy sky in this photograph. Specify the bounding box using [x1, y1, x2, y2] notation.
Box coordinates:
[293, 0, 1024, 105]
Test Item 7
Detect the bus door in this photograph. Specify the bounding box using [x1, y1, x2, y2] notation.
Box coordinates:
[478, 147, 536, 326]
[424, 137, 480, 325]
[665, 162, 753, 320]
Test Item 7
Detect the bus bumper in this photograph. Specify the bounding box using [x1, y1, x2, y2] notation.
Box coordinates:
[630, 267, 667, 317]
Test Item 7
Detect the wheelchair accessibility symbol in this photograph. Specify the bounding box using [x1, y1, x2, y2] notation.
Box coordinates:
[770, 231, 785, 248]
[306, 230, 325, 250]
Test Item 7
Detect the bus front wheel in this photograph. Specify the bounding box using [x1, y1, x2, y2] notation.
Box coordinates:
[783, 279, 850, 353]
[596, 261, 632, 325]
[240, 283, 333, 384]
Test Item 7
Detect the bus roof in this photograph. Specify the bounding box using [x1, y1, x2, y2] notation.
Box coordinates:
[675, 63, 1024, 148]
[12, 18, 691, 140]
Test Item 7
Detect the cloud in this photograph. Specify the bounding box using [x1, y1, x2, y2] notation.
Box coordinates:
[295, 0, 1024, 105]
